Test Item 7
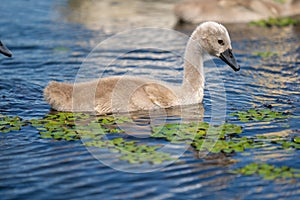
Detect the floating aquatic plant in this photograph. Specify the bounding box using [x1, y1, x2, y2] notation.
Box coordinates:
[28, 112, 174, 164]
[250, 17, 300, 27]
[29, 112, 131, 140]
[151, 122, 242, 142]
[0, 114, 26, 133]
[294, 137, 300, 144]
[53, 46, 70, 52]
[253, 51, 278, 58]
[231, 163, 300, 180]
[0, 108, 298, 165]
[30, 113, 88, 140]
[151, 122, 261, 153]
[270, 136, 300, 150]
[255, 134, 300, 150]
[192, 137, 265, 153]
[229, 109, 292, 122]
[85, 137, 174, 164]
[273, 0, 287, 4]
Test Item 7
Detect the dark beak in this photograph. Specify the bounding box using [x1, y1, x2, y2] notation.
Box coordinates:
[0, 41, 12, 57]
[219, 48, 239, 72]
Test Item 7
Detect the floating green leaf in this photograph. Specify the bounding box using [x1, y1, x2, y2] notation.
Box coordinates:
[229, 109, 293, 122]
[269, 135, 300, 150]
[294, 137, 300, 144]
[26, 112, 174, 164]
[151, 122, 255, 153]
[253, 51, 278, 58]
[250, 17, 300, 27]
[85, 137, 174, 164]
[28, 112, 130, 140]
[0, 115, 26, 133]
[273, 0, 287, 4]
[231, 163, 300, 180]
[53, 46, 70, 52]
[192, 137, 264, 153]
[152, 122, 242, 141]
[1, 110, 299, 165]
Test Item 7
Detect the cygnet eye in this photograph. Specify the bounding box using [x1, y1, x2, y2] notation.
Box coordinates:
[218, 39, 225, 46]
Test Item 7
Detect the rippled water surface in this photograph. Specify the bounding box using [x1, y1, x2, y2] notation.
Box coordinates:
[0, 0, 300, 199]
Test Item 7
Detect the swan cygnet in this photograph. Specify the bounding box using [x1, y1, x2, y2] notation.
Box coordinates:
[0, 40, 12, 57]
[44, 21, 240, 115]
[174, 0, 289, 24]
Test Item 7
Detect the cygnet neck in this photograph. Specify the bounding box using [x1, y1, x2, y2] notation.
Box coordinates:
[181, 32, 205, 101]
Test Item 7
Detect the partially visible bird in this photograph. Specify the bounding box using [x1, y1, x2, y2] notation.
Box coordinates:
[174, 0, 300, 24]
[0, 40, 12, 57]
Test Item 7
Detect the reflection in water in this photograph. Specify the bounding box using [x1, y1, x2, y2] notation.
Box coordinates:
[59, 0, 180, 32]
[82, 104, 205, 173]
[109, 104, 204, 138]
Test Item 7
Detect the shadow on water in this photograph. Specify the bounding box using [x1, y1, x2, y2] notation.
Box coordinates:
[0, 0, 300, 199]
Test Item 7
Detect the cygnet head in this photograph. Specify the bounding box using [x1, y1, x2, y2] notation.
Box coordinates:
[192, 21, 240, 71]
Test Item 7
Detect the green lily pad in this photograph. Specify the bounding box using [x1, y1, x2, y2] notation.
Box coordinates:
[53, 47, 70, 52]
[85, 137, 174, 164]
[1, 110, 299, 165]
[293, 137, 300, 144]
[269, 135, 300, 150]
[273, 0, 287, 4]
[253, 52, 278, 58]
[28, 112, 130, 140]
[0, 115, 26, 133]
[230, 108, 293, 122]
[231, 163, 300, 180]
[152, 122, 242, 141]
[26, 112, 174, 164]
[250, 17, 300, 27]
[151, 121, 264, 153]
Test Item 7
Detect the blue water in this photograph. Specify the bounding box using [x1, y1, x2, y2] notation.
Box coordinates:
[1, 0, 300, 199]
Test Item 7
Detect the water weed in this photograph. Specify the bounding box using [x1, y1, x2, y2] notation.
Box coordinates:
[231, 163, 300, 180]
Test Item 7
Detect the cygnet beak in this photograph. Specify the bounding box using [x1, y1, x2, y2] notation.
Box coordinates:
[0, 41, 12, 57]
[219, 48, 240, 72]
